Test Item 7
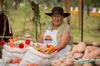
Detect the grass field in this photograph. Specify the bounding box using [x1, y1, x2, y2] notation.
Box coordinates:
[7, 4, 100, 44]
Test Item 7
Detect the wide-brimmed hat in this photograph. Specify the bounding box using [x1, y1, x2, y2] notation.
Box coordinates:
[45, 7, 70, 17]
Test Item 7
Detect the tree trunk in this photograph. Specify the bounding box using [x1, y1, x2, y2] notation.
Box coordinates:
[97, 19, 100, 31]
[65, 0, 71, 25]
[77, 0, 84, 41]
[28, 0, 40, 41]
[0, 0, 4, 10]
[13, 0, 21, 9]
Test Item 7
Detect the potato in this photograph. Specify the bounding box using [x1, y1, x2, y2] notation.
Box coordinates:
[92, 42, 100, 47]
[95, 61, 100, 66]
[64, 59, 74, 66]
[52, 60, 62, 66]
[72, 42, 86, 53]
[58, 57, 66, 63]
[73, 53, 83, 58]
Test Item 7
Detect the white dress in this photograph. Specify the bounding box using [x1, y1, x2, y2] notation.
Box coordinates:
[43, 29, 71, 58]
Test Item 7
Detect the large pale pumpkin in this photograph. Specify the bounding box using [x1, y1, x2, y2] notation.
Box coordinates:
[73, 52, 83, 58]
[92, 42, 100, 47]
[63, 59, 74, 66]
[72, 42, 86, 53]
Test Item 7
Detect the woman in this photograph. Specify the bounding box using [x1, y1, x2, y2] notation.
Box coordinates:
[19, 7, 72, 66]
[38, 7, 72, 58]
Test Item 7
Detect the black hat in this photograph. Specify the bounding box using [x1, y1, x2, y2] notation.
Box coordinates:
[45, 7, 70, 17]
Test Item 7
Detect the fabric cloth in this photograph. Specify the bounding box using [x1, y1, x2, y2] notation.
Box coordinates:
[43, 29, 58, 46]
[75, 59, 100, 64]
[20, 47, 56, 66]
[43, 22, 71, 43]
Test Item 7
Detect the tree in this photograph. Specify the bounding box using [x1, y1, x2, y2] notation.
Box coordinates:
[77, 0, 84, 41]
[28, 0, 40, 41]
[65, 0, 71, 25]
[13, 0, 22, 9]
[0, 0, 4, 9]
[28, 0, 59, 41]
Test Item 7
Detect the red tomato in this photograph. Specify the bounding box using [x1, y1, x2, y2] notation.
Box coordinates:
[19, 43, 24, 49]
[9, 43, 15, 47]
[25, 39, 30, 45]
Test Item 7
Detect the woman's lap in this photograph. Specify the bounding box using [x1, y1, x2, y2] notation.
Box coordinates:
[56, 45, 72, 58]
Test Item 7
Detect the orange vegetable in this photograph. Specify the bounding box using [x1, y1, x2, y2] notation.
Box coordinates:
[13, 37, 18, 41]
[45, 44, 56, 53]
[39, 49, 46, 54]
[26, 64, 31, 66]
[9, 38, 14, 43]
[9, 57, 21, 64]
[26, 64, 38, 66]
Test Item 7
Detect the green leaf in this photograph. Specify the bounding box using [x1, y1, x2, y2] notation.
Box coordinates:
[0, 46, 3, 49]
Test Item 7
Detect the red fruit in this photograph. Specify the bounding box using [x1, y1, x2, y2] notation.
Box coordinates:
[16, 57, 21, 64]
[9, 43, 15, 47]
[13, 37, 18, 41]
[9, 38, 14, 43]
[26, 64, 30, 66]
[26, 64, 38, 66]
[0, 40, 5, 45]
[52, 47, 57, 52]
[46, 44, 50, 48]
[39, 49, 45, 54]
[19, 43, 24, 49]
[25, 39, 30, 45]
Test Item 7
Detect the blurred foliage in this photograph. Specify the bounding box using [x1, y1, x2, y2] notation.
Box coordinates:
[4, 0, 13, 8]
[32, 0, 58, 6]
[4, 0, 100, 8]
[71, 0, 78, 7]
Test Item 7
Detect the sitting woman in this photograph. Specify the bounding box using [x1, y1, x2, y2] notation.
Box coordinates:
[38, 6, 72, 58]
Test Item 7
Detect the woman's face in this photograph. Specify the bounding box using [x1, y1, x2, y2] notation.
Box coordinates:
[52, 14, 64, 26]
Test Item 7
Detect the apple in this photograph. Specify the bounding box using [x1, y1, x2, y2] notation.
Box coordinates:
[19, 43, 24, 49]
[25, 39, 30, 45]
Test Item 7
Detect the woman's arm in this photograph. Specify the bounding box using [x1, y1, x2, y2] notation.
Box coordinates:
[55, 32, 71, 51]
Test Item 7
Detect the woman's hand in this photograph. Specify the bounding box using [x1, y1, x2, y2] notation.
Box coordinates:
[34, 42, 42, 47]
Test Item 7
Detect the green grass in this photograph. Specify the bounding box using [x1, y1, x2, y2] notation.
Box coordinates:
[71, 11, 100, 43]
